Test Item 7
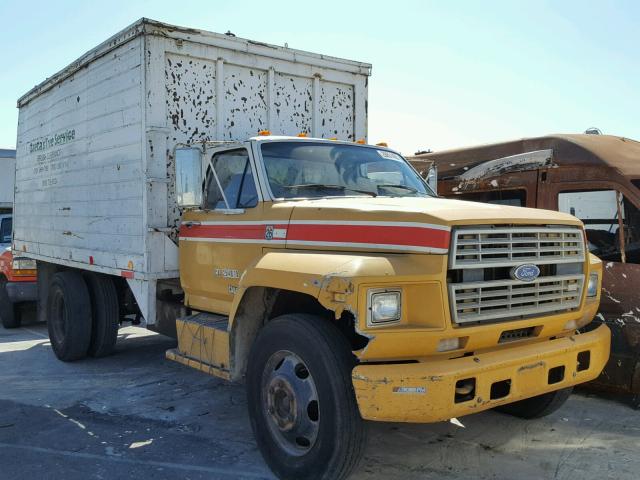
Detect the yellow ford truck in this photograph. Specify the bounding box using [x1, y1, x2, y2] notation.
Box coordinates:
[171, 136, 609, 477]
[13, 19, 610, 480]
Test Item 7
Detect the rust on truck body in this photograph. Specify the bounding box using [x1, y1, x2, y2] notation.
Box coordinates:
[410, 134, 640, 403]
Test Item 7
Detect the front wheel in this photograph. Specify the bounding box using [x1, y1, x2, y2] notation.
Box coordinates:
[495, 387, 573, 419]
[246, 314, 367, 480]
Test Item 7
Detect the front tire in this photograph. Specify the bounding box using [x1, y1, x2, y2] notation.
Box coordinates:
[47, 271, 92, 361]
[246, 314, 367, 480]
[495, 387, 573, 419]
[0, 277, 20, 329]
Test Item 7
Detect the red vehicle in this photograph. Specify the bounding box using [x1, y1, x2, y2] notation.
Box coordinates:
[0, 243, 37, 328]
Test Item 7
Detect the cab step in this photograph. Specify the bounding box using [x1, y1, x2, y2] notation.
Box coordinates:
[166, 312, 231, 380]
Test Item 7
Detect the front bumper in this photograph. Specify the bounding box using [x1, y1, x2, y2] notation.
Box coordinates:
[6, 281, 38, 303]
[352, 324, 611, 423]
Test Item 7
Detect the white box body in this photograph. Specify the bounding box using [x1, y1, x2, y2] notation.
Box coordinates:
[14, 19, 371, 289]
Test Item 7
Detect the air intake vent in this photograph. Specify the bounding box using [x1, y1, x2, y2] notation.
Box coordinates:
[499, 327, 537, 343]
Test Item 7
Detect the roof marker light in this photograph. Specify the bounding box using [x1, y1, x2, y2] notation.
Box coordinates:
[356, 138, 366, 144]
[258, 130, 271, 136]
[297, 132, 308, 137]
[376, 142, 388, 147]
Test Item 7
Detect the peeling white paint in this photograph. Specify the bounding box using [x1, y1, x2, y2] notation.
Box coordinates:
[458, 149, 553, 181]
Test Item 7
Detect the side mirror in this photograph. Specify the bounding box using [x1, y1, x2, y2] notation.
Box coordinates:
[175, 148, 203, 208]
[425, 164, 437, 195]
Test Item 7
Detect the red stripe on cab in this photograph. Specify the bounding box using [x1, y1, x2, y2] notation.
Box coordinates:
[181, 224, 288, 240]
[287, 224, 450, 250]
[180, 222, 450, 251]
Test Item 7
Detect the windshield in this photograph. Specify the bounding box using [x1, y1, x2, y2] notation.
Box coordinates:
[261, 142, 434, 199]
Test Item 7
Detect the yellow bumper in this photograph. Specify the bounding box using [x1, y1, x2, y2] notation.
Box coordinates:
[352, 324, 610, 423]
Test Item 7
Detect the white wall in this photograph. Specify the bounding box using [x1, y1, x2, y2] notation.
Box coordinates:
[0, 157, 16, 209]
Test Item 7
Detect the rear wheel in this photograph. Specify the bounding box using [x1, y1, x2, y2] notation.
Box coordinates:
[0, 277, 20, 329]
[47, 271, 92, 361]
[246, 314, 367, 480]
[84, 273, 119, 357]
[495, 387, 573, 419]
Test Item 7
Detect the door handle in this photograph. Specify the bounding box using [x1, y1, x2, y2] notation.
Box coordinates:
[183, 221, 201, 228]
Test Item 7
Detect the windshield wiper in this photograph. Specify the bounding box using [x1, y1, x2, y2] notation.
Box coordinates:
[376, 184, 423, 195]
[284, 183, 377, 197]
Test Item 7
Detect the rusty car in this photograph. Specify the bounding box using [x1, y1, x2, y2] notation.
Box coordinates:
[410, 134, 640, 407]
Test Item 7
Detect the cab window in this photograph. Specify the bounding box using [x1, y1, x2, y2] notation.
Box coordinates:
[205, 149, 258, 210]
[558, 189, 640, 263]
[0, 217, 11, 243]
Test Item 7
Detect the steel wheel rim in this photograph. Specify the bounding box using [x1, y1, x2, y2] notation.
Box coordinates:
[262, 350, 320, 456]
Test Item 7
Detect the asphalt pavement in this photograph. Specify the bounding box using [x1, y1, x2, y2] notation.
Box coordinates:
[1, 319, 638, 480]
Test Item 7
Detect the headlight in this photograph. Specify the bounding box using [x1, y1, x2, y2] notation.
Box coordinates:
[12, 257, 37, 271]
[368, 289, 401, 326]
[587, 273, 598, 297]
[11, 257, 37, 278]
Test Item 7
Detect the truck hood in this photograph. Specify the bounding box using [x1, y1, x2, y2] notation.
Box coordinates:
[283, 196, 582, 254]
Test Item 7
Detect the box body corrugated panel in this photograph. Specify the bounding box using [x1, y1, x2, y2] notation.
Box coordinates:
[14, 19, 371, 281]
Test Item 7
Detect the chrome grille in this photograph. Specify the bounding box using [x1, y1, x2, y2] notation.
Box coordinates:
[450, 226, 585, 269]
[449, 274, 584, 324]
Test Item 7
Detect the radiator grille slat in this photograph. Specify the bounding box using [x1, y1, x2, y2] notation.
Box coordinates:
[450, 227, 585, 269]
[450, 274, 584, 324]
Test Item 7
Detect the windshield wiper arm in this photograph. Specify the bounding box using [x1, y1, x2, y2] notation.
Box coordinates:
[284, 184, 377, 197]
[376, 184, 422, 194]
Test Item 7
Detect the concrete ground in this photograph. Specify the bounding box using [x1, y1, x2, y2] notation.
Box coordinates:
[1, 319, 638, 480]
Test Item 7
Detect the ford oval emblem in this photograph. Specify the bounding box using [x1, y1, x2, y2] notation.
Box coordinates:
[511, 264, 541, 282]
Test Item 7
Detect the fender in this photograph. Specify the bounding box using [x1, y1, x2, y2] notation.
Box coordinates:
[230, 250, 447, 319]
[230, 251, 366, 321]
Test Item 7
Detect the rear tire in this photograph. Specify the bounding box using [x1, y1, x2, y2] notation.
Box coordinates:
[47, 271, 92, 362]
[495, 387, 573, 419]
[84, 273, 119, 357]
[246, 314, 367, 480]
[0, 277, 21, 329]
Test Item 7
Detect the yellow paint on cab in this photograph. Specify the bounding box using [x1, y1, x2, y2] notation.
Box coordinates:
[174, 192, 610, 424]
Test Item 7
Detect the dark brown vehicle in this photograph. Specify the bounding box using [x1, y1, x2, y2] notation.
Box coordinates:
[410, 134, 640, 407]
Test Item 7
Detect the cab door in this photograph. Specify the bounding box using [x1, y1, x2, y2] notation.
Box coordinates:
[179, 146, 290, 315]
